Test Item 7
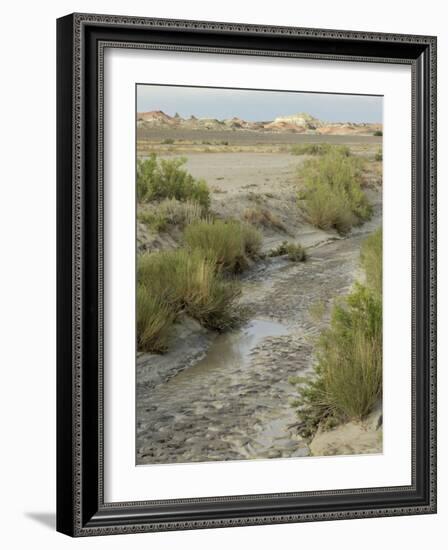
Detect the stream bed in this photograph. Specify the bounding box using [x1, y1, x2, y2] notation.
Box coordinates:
[136, 233, 372, 465]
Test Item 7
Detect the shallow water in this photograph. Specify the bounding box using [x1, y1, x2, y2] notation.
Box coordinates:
[166, 319, 289, 391]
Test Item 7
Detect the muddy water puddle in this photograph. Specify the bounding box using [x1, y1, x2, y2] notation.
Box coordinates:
[165, 319, 289, 391]
[137, 317, 310, 464]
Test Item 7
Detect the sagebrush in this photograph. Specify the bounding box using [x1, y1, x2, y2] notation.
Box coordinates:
[297, 149, 371, 234]
[137, 154, 210, 208]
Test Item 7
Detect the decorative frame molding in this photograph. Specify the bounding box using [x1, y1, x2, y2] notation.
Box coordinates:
[57, 13, 437, 537]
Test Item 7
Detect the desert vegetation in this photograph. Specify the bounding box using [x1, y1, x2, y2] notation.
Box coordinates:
[297, 147, 372, 234]
[137, 154, 210, 208]
[138, 198, 203, 232]
[242, 207, 287, 232]
[184, 219, 261, 273]
[137, 248, 242, 352]
[269, 241, 307, 262]
[291, 228, 382, 438]
[136, 155, 256, 352]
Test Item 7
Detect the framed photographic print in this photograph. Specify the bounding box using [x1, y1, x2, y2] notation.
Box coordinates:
[56, 13, 437, 537]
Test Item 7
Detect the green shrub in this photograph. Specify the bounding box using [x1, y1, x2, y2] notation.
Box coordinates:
[361, 228, 382, 297]
[137, 249, 241, 352]
[292, 230, 382, 437]
[184, 219, 262, 273]
[292, 283, 382, 437]
[297, 149, 371, 234]
[375, 148, 383, 161]
[373, 130, 383, 136]
[137, 154, 210, 208]
[138, 211, 168, 233]
[291, 143, 351, 157]
[162, 138, 175, 144]
[269, 241, 307, 262]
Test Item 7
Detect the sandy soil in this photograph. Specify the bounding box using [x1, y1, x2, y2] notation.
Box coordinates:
[139, 149, 382, 253]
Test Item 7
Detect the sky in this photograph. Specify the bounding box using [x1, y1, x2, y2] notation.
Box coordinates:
[137, 84, 382, 123]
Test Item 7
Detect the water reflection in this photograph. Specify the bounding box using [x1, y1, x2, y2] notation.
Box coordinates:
[165, 319, 288, 391]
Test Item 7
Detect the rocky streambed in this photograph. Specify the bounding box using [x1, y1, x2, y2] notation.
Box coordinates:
[136, 231, 377, 465]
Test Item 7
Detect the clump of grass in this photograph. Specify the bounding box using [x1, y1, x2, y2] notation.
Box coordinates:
[269, 241, 307, 262]
[297, 149, 372, 234]
[243, 207, 286, 232]
[136, 288, 176, 353]
[184, 219, 262, 273]
[137, 154, 210, 208]
[138, 211, 168, 233]
[291, 143, 351, 157]
[292, 283, 382, 437]
[292, 230, 382, 437]
[137, 248, 242, 352]
[373, 130, 383, 136]
[138, 199, 203, 233]
[159, 198, 203, 226]
[361, 228, 382, 297]
[162, 138, 175, 144]
[375, 148, 383, 161]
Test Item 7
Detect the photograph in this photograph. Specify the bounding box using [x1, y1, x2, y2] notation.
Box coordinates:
[135, 84, 384, 465]
[54, 9, 436, 538]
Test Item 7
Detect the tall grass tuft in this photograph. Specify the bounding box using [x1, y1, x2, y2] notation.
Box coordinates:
[137, 248, 242, 353]
[138, 198, 203, 233]
[136, 287, 176, 353]
[292, 229, 382, 437]
[361, 228, 382, 297]
[297, 149, 371, 234]
[184, 219, 262, 273]
[137, 154, 210, 208]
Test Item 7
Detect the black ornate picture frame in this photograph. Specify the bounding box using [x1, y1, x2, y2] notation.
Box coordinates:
[56, 13, 437, 537]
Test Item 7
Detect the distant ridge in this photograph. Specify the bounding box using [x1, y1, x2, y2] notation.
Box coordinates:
[137, 110, 382, 136]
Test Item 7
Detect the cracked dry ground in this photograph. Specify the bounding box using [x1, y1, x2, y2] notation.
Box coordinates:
[136, 234, 368, 465]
